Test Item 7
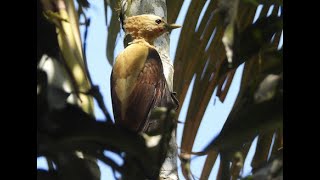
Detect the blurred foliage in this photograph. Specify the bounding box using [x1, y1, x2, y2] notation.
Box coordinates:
[37, 0, 283, 179]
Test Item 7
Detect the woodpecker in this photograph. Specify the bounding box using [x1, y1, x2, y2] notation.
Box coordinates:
[111, 14, 181, 133]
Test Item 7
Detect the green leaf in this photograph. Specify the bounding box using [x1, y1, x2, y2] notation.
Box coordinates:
[106, 2, 121, 66]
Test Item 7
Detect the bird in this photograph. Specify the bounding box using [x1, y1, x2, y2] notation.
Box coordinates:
[111, 14, 181, 133]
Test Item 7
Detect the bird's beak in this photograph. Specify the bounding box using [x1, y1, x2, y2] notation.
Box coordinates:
[166, 23, 182, 31]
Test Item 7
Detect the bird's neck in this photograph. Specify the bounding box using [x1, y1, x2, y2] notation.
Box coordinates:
[130, 38, 155, 49]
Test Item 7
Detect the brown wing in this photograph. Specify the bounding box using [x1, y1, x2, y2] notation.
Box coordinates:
[111, 47, 177, 132]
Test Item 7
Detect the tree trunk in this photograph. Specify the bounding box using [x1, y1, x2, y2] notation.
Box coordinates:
[120, 0, 178, 179]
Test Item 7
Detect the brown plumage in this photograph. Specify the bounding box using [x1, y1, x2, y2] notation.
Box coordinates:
[111, 14, 180, 132]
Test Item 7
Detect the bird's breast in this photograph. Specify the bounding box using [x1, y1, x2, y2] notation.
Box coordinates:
[112, 44, 149, 105]
[113, 44, 149, 78]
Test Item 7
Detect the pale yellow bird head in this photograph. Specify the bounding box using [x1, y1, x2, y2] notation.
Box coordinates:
[123, 14, 181, 42]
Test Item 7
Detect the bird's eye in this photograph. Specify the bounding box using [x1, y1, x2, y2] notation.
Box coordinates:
[155, 19, 162, 24]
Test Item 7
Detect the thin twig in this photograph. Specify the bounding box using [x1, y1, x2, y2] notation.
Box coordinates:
[79, 12, 113, 123]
